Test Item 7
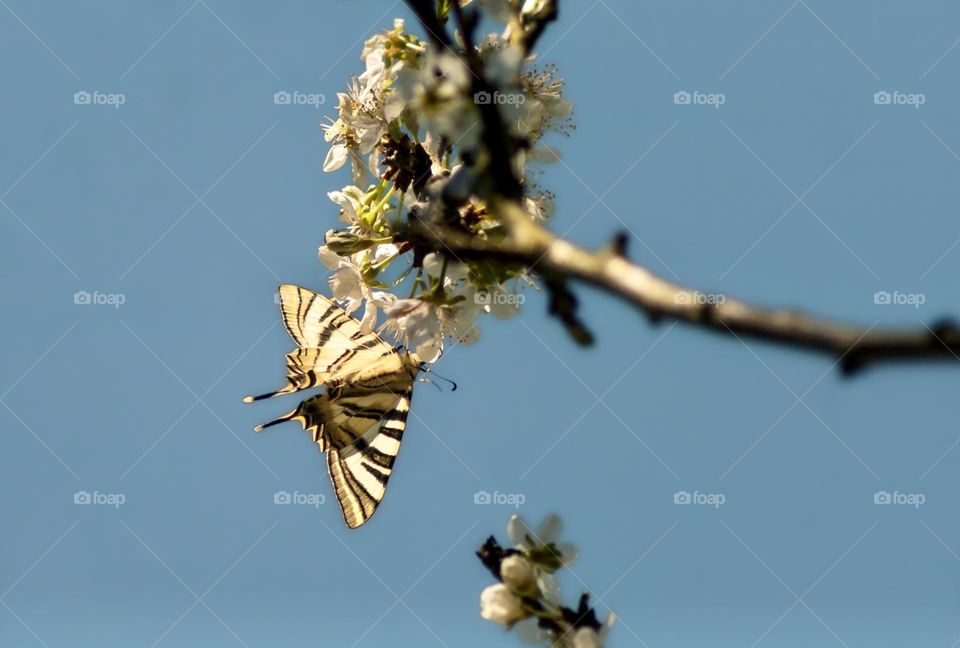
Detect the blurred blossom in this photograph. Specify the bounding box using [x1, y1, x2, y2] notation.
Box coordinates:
[478, 514, 613, 647]
[480, 583, 529, 626]
[500, 554, 537, 596]
[314, 2, 571, 364]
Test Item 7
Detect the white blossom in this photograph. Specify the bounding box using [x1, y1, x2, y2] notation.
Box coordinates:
[314, 7, 572, 368]
[508, 514, 572, 556]
[500, 554, 537, 596]
[382, 299, 444, 362]
[397, 51, 478, 148]
[318, 245, 391, 332]
[480, 583, 528, 626]
[327, 187, 363, 225]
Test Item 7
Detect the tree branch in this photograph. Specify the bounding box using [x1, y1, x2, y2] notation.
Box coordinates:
[405, 209, 960, 375]
[400, 0, 960, 375]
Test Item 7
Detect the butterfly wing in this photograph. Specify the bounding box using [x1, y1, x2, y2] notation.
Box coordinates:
[247, 284, 421, 528]
[278, 284, 368, 347]
[244, 284, 397, 402]
[256, 372, 414, 528]
[327, 384, 412, 528]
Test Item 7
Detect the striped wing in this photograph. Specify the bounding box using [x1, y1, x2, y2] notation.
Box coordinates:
[244, 285, 398, 402]
[327, 385, 412, 528]
[278, 284, 368, 348]
[257, 376, 413, 528]
[247, 284, 422, 528]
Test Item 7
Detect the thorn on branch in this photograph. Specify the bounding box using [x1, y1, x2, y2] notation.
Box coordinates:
[840, 352, 865, 378]
[611, 231, 629, 257]
[545, 275, 594, 346]
[930, 318, 960, 342]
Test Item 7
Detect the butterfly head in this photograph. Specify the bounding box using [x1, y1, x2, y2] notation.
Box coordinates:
[408, 352, 424, 375]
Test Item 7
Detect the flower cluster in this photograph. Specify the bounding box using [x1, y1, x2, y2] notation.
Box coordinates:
[477, 514, 615, 647]
[317, 1, 571, 362]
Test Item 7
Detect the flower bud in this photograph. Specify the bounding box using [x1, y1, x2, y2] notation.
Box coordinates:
[521, 0, 551, 18]
[500, 554, 537, 596]
[480, 583, 528, 626]
[324, 229, 378, 255]
[572, 627, 602, 648]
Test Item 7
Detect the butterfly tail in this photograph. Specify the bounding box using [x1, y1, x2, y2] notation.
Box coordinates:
[242, 350, 324, 404]
[253, 408, 299, 432]
[242, 385, 298, 403]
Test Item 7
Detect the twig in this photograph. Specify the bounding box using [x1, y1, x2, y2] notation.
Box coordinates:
[400, 0, 960, 375]
[404, 214, 960, 375]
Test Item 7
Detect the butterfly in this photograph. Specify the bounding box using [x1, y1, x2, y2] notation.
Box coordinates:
[245, 284, 422, 528]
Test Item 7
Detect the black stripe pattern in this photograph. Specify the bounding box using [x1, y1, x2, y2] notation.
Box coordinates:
[246, 284, 422, 528]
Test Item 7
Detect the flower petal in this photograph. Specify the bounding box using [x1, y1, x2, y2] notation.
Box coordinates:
[507, 514, 534, 548]
[323, 143, 349, 172]
[536, 513, 563, 544]
[515, 618, 550, 644]
[536, 571, 562, 605]
[317, 244, 344, 270]
[556, 542, 579, 567]
[329, 266, 364, 313]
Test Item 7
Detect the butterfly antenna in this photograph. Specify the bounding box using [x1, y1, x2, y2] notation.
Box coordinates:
[421, 365, 457, 392]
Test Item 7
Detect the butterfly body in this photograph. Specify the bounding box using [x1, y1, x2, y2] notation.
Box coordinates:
[246, 284, 423, 528]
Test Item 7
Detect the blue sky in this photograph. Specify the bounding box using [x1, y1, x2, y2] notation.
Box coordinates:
[3, 1, 960, 646]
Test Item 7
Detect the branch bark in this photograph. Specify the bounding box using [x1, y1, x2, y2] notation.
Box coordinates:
[406, 206, 960, 375]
